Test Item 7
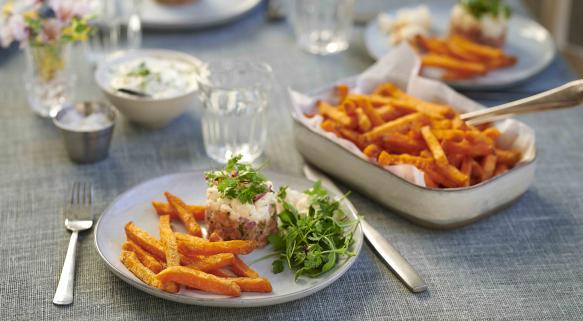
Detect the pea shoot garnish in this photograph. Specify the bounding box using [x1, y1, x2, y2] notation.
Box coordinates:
[204, 155, 268, 204]
[268, 182, 359, 279]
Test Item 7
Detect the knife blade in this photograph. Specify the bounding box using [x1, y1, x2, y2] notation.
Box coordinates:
[302, 164, 428, 293]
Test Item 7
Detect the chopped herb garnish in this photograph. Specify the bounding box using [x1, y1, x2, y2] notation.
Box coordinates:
[127, 62, 151, 77]
[204, 155, 268, 204]
[460, 0, 512, 19]
[269, 182, 359, 279]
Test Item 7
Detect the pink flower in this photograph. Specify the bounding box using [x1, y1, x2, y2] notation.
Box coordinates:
[50, 0, 90, 23]
[8, 14, 28, 42]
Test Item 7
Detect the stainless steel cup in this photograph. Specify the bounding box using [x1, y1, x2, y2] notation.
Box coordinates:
[53, 101, 116, 164]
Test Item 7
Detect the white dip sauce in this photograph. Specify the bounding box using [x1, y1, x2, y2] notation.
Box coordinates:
[109, 57, 198, 99]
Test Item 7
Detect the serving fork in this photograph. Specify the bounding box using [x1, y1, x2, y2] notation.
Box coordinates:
[53, 182, 93, 305]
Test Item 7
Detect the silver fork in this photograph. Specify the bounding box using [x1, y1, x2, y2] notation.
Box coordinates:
[53, 182, 93, 305]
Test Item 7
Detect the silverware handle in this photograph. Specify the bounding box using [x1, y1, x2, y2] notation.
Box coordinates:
[360, 220, 427, 292]
[461, 79, 583, 125]
[53, 230, 79, 305]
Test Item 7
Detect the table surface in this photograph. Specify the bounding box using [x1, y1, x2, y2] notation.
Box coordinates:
[1, 1, 582, 320]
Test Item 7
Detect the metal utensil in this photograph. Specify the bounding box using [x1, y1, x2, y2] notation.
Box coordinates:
[461, 79, 583, 125]
[117, 87, 151, 98]
[53, 182, 94, 305]
[303, 164, 428, 293]
[53, 101, 116, 164]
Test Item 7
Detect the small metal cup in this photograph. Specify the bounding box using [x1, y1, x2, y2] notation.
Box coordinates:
[53, 101, 116, 164]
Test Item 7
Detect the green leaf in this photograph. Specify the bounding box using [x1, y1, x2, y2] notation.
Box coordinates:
[267, 234, 285, 251]
[271, 259, 284, 274]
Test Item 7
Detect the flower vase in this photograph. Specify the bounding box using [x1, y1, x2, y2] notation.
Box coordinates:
[24, 42, 75, 117]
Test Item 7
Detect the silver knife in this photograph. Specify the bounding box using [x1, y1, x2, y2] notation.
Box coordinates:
[303, 164, 428, 293]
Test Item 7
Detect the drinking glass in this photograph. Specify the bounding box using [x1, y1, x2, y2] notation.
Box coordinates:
[290, 0, 354, 55]
[196, 61, 273, 164]
[86, 0, 142, 64]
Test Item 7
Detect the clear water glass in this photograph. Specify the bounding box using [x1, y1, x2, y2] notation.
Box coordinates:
[86, 0, 142, 64]
[290, 0, 354, 55]
[196, 61, 273, 164]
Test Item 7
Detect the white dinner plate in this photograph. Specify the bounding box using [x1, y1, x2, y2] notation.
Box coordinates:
[364, 3, 555, 89]
[140, 0, 262, 30]
[94, 171, 363, 307]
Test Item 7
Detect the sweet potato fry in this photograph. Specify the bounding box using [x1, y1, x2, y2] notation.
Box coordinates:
[122, 241, 164, 273]
[231, 256, 259, 278]
[378, 151, 433, 170]
[363, 144, 382, 159]
[494, 163, 509, 176]
[165, 192, 202, 237]
[364, 112, 429, 141]
[422, 53, 487, 75]
[450, 35, 504, 59]
[470, 159, 485, 180]
[159, 215, 180, 267]
[481, 154, 497, 180]
[413, 35, 450, 55]
[460, 157, 473, 187]
[317, 100, 355, 128]
[176, 233, 256, 256]
[496, 149, 521, 166]
[358, 97, 384, 127]
[120, 250, 178, 293]
[433, 129, 465, 141]
[424, 172, 438, 188]
[376, 105, 405, 121]
[436, 163, 469, 187]
[442, 139, 493, 157]
[339, 128, 367, 149]
[383, 132, 426, 155]
[482, 127, 501, 141]
[320, 119, 339, 133]
[186, 253, 235, 272]
[424, 165, 459, 188]
[372, 83, 406, 98]
[341, 99, 358, 116]
[355, 108, 372, 132]
[487, 55, 517, 69]
[209, 268, 237, 278]
[152, 201, 206, 221]
[335, 84, 349, 102]
[157, 266, 241, 297]
[125, 221, 165, 261]
[232, 277, 272, 293]
[421, 126, 448, 167]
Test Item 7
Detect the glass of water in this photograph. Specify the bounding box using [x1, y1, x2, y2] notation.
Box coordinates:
[290, 0, 354, 55]
[86, 0, 142, 64]
[196, 61, 273, 164]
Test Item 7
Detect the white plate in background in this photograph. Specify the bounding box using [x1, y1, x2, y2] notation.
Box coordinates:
[364, 3, 555, 89]
[141, 0, 262, 29]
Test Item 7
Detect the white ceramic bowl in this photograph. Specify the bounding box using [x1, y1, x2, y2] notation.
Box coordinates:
[95, 49, 203, 128]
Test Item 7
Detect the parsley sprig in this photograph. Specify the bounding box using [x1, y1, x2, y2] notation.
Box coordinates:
[204, 155, 268, 204]
[460, 0, 512, 19]
[269, 182, 359, 279]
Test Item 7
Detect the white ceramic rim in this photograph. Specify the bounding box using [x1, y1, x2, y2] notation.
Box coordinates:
[94, 171, 364, 307]
[94, 49, 204, 103]
[141, 0, 262, 30]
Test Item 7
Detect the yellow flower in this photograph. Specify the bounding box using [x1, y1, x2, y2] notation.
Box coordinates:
[2, 1, 13, 15]
[22, 10, 38, 20]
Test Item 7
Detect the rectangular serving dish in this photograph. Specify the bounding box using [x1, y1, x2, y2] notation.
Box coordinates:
[289, 46, 536, 228]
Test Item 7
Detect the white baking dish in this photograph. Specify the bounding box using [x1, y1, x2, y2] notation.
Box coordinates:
[289, 45, 536, 228]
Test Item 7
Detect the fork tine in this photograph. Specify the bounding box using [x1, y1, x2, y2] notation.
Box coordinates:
[87, 183, 93, 205]
[71, 182, 79, 204]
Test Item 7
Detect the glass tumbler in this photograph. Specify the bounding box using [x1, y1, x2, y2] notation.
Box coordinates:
[196, 61, 273, 164]
[86, 0, 142, 64]
[290, 0, 354, 55]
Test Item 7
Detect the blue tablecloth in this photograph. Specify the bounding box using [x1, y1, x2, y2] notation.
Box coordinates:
[0, 1, 582, 320]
